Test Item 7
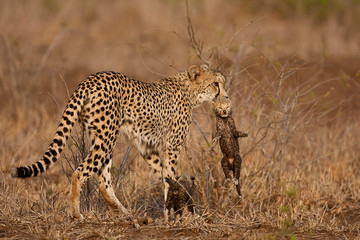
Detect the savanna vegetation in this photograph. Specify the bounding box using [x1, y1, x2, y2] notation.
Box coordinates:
[0, 0, 359, 239]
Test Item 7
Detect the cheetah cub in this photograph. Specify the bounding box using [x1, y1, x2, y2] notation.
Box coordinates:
[165, 175, 195, 222]
[212, 96, 248, 196]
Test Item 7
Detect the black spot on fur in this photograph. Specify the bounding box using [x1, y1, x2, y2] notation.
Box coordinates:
[37, 162, 44, 173]
[32, 165, 39, 177]
[28, 166, 33, 176]
[43, 157, 51, 165]
[50, 149, 57, 156]
[14, 167, 27, 178]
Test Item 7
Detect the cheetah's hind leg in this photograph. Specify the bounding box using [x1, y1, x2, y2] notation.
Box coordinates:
[98, 154, 129, 216]
[232, 178, 242, 197]
[233, 153, 242, 197]
[68, 150, 101, 220]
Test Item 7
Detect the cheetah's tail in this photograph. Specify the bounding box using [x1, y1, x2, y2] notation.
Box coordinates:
[12, 88, 85, 178]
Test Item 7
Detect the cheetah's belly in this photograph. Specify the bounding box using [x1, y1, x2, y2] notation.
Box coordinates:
[219, 137, 238, 158]
[119, 118, 167, 156]
[228, 158, 234, 170]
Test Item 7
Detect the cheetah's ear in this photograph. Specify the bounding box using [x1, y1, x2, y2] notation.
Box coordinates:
[200, 64, 209, 71]
[189, 65, 200, 80]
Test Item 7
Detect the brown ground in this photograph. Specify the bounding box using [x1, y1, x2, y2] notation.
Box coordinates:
[1, 1, 360, 239]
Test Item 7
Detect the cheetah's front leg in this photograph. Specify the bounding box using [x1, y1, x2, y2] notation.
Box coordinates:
[144, 151, 175, 220]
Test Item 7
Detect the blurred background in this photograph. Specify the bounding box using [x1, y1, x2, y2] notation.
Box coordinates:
[1, 0, 359, 115]
[0, 0, 360, 238]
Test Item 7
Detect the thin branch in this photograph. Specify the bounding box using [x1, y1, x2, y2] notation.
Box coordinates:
[185, 0, 209, 65]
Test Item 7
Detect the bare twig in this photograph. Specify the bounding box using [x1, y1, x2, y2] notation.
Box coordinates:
[185, 0, 210, 65]
[30, 30, 69, 87]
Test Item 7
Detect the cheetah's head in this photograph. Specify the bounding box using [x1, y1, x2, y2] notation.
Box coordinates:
[187, 64, 227, 106]
[212, 95, 232, 118]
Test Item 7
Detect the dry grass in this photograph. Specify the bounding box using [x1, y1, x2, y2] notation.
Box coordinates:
[1, 0, 360, 239]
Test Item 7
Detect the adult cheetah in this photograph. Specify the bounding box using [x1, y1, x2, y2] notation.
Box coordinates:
[12, 64, 227, 220]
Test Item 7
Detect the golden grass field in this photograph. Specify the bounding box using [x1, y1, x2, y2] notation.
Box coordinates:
[1, 0, 360, 239]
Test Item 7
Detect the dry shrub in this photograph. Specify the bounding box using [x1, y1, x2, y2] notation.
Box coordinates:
[183, 53, 360, 231]
[0, 1, 359, 239]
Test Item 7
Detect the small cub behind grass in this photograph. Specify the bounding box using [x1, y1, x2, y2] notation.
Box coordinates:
[165, 175, 195, 222]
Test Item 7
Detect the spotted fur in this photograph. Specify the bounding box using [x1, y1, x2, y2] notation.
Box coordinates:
[12, 64, 227, 219]
[212, 96, 248, 196]
[165, 175, 195, 222]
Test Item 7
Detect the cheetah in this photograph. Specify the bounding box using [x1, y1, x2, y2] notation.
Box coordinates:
[165, 175, 195, 222]
[12, 64, 227, 220]
[212, 96, 248, 196]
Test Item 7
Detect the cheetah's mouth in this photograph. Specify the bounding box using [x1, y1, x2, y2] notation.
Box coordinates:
[219, 113, 229, 118]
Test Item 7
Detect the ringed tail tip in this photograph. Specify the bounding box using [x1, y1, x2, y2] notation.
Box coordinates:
[11, 167, 30, 178]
